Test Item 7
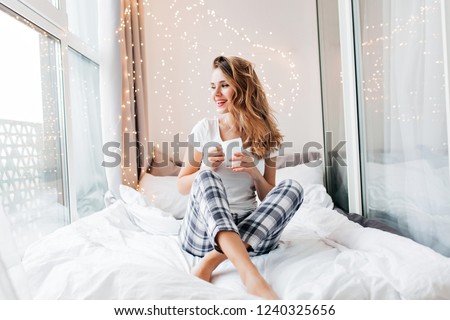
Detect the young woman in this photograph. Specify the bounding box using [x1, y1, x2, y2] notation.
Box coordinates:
[177, 56, 303, 299]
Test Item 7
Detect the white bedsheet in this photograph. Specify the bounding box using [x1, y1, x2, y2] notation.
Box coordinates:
[22, 184, 450, 299]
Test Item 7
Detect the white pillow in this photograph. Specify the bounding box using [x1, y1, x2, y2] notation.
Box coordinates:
[126, 203, 182, 235]
[119, 184, 149, 207]
[138, 174, 189, 219]
[137, 163, 325, 219]
[275, 161, 324, 186]
[275, 162, 333, 209]
[118, 185, 182, 233]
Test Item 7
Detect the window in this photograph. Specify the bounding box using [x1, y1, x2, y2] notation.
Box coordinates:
[317, 0, 349, 213]
[66, 0, 98, 53]
[0, 0, 108, 254]
[68, 49, 107, 218]
[355, 0, 450, 256]
[0, 7, 68, 254]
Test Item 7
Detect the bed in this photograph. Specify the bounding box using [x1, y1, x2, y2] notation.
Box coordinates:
[17, 159, 450, 299]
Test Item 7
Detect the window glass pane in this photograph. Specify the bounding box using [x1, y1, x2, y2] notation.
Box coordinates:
[357, 0, 450, 256]
[0, 8, 68, 255]
[68, 48, 107, 217]
[66, 0, 98, 51]
[317, 0, 349, 212]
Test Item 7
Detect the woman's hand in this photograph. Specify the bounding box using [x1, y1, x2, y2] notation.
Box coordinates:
[230, 151, 261, 180]
[205, 146, 225, 170]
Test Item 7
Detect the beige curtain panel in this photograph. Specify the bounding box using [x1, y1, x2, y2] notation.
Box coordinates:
[119, 0, 150, 189]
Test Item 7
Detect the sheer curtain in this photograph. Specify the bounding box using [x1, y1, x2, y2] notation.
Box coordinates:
[119, 0, 150, 189]
[0, 8, 68, 255]
[359, 0, 450, 256]
[68, 49, 108, 218]
[66, 0, 98, 52]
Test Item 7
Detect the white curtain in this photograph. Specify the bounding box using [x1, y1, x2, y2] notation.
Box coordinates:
[360, 0, 450, 256]
[68, 49, 108, 218]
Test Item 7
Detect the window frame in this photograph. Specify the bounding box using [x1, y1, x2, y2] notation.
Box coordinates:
[1, 0, 102, 222]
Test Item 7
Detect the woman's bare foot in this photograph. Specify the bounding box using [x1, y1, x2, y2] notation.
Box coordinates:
[191, 260, 214, 282]
[191, 250, 228, 283]
[242, 268, 279, 300]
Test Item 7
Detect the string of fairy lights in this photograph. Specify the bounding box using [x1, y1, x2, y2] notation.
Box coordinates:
[140, 0, 302, 138]
[361, 4, 442, 107]
[359, 1, 448, 153]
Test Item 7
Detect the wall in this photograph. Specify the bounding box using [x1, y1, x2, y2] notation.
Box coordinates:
[143, 0, 323, 157]
[99, 0, 122, 198]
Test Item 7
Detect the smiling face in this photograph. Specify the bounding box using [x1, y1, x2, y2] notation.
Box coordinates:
[210, 68, 235, 115]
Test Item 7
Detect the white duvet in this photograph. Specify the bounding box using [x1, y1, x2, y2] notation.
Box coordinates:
[22, 184, 450, 299]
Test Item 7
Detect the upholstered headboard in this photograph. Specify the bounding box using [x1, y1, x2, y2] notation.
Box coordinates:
[147, 146, 322, 177]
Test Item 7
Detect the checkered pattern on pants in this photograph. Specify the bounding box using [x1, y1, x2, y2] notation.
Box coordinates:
[179, 170, 304, 257]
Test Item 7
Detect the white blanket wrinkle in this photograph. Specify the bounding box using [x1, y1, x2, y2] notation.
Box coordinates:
[21, 193, 450, 299]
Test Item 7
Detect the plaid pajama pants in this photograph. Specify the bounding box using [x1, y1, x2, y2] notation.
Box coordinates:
[179, 170, 304, 257]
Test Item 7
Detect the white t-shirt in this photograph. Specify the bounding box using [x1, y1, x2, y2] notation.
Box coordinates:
[189, 118, 276, 217]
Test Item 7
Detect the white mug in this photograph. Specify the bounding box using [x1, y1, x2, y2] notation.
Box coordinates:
[221, 138, 243, 167]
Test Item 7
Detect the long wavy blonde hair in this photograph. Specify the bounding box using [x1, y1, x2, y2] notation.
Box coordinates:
[213, 56, 283, 158]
